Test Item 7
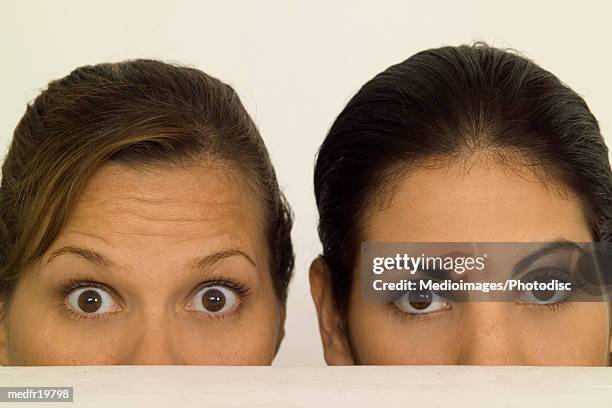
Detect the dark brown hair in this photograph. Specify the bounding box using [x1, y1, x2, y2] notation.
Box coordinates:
[0, 59, 294, 308]
[315, 43, 612, 313]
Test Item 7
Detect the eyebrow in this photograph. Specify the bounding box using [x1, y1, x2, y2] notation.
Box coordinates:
[47, 246, 114, 269]
[194, 249, 257, 271]
[511, 239, 584, 277]
[416, 251, 475, 274]
[406, 241, 584, 280]
[46, 246, 257, 274]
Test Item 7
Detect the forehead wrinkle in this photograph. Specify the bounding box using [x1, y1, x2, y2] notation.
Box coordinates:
[82, 189, 245, 210]
[79, 160, 251, 205]
[75, 187, 247, 225]
[65, 201, 254, 246]
[69, 205, 239, 229]
[55, 162, 267, 262]
[98, 205, 238, 224]
[56, 229, 118, 249]
[68, 213, 243, 241]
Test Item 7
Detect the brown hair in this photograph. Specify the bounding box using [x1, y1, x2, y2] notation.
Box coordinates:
[0, 59, 294, 310]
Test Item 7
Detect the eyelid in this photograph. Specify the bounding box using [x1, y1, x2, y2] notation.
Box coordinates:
[513, 267, 581, 307]
[510, 240, 585, 277]
[187, 285, 240, 315]
[409, 268, 455, 280]
[57, 277, 251, 319]
[60, 281, 123, 319]
[58, 278, 125, 317]
[384, 299, 451, 322]
[391, 286, 452, 316]
[185, 278, 250, 306]
[60, 278, 123, 304]
[516, 266, 585, 288]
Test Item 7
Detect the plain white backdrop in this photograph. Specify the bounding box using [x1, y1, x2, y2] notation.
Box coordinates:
[2, 0, 611, 366]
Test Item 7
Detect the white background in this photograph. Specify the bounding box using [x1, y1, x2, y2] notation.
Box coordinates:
[2, 0, 611, 366]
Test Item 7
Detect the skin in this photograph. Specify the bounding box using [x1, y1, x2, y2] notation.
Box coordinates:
[0, 162, 284, 365]
[311, 155, 612, 365]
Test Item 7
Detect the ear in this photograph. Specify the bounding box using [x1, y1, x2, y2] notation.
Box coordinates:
[0, 302, 9, 366]
[309, 256, 354, 365]
[608, 328, 612, 366]
[273, 304, 286, 358]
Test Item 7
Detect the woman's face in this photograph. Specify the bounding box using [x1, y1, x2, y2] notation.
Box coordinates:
[311, 158, 612, 365]
[0, 162, 284, 365]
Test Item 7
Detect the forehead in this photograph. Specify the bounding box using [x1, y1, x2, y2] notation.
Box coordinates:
[52, 162, 266, 263]
[364, 160, 592, 243]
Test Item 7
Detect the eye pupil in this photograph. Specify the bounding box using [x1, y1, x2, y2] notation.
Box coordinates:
[409, 289, 433, 310]
[78, 289, 102, 313]
[533, 289, 555, 301]
[532, 277, 556, 302]
[201, 288, 226, 312]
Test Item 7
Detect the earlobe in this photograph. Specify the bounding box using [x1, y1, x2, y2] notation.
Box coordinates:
[309, 256, 354, 365]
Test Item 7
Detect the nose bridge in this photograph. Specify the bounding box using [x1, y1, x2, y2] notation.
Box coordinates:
[121, 306, 184, 365]
[457, 302, 522, 365]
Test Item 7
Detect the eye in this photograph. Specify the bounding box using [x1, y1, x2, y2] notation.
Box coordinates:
[517, 269, 573, 305]
[188, 285, 239, 315]
[395, 288, 450, 314]
[518, 277, 571, 305]
[66, 287, 119, 315]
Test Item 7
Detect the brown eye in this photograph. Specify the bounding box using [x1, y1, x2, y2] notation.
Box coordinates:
[66, 287, 119, 316]
[202, 288, 225, 312]
[408, 290, 433, 310]
[79, 289, 102, 313]
[189, 286, 238, 315]
[395, 288, 450, 315]
[519, 274, 569, 305]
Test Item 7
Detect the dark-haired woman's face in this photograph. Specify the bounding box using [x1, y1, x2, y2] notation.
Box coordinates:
[311, 159, 611, 365]
[0, 163, 284, 365]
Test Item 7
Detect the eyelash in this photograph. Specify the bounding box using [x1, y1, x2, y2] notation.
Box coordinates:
[384, 299, 575, 324]
[516, 267, 580, 312]
[187, 277, 252, 320]
[519, 297, 575, 312]
[384, 283, 577, 322]
[57, 277, 252, 321]
[382, 301, 447, 323]
[57, 277, 117, 320]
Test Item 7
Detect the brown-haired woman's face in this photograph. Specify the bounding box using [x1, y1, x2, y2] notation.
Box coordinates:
[0, 163, 283, 365]
[311, 158, 612, 365]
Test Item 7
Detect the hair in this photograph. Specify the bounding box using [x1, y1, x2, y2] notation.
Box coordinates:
[314, 43, 612, 313]
[0, 59, 294, 309]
